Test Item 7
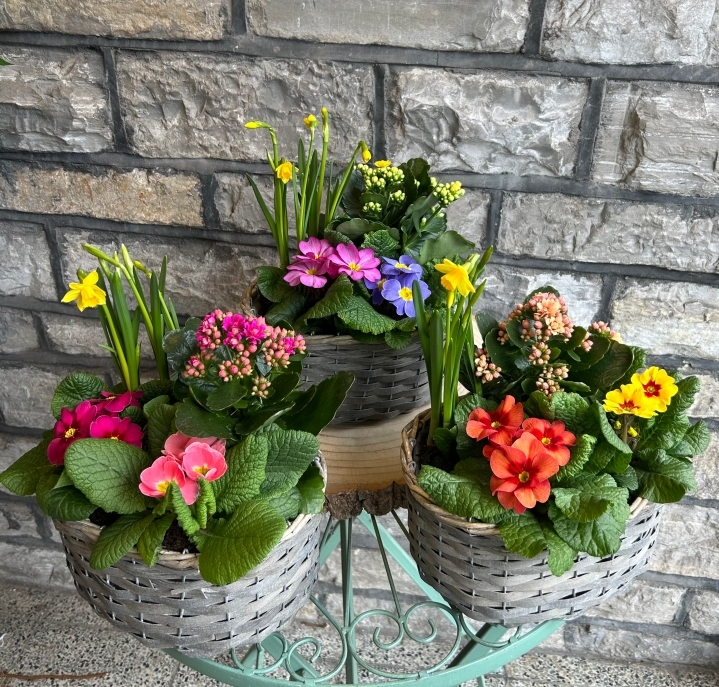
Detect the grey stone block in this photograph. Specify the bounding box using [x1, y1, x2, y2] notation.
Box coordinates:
[584, 579, 684, 624]
[0, 0, 230, 40]
[0, 308, 39, 354]
[498, 193, 719, 273]
[116, 51, 374, 161]
[0, 46, 112, 153]
[650, 503, 719, 579]
[0, 221, 57, 300]
[0, 365, 66, 429]
[0, 162, 204, 227]
[611, 279, 719, 360]
[564, 623, 719, 667]
[481, 265, 604, 326]
[58, 228, 277, 316]
[246, 0, 530, 53]
[687, 589, 719, 635]
[593, 80, 719, 196]
[0, 434, 41, 474]
[0, 498, 42, 540]
[39, 312, 153, 360]
[689, 374, 719, 419]
[542, 0, 719, 66]
[693, 429, 719, 500]
[0, 541, 72, 589]
[444, 189, 491, 247]
[387, 68, 588, 176]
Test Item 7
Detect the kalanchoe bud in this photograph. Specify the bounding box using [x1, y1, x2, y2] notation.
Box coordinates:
[475, 347, 502, 383]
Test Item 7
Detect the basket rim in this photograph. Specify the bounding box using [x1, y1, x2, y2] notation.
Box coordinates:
[241, 278, 414, 347]
[400, 409, 649, 536]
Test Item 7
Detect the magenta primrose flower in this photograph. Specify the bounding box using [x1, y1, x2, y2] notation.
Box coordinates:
[284, 258, 329, 289]
[382, 277, 430, 317]
[139, 455, 198, 505]
[298, 237, 335, 262]
[162, 432, 226, 464]
[91, 390, 143, 414]
[182, 442, 227, 482]
[328, 243, 381, 282]
[89, 415, 144, 447]
[47, 400, 96, 466]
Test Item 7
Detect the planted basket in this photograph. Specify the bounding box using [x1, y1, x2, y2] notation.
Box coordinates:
[400, 412, 663, 626]
[241, 281, 430, 425]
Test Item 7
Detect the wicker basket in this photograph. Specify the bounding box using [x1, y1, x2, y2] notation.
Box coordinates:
[241, 281, 430, 424]
[400, 411, 664, 626]
[53, 456, 329, 657]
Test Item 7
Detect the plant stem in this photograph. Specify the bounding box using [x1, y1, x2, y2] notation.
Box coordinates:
[621, 415, 629, 444]
[100, 303, 133, 390]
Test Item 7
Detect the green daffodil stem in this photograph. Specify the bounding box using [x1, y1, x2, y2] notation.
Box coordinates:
[99, 303, 133, 391]
[312, 108, 330, 237]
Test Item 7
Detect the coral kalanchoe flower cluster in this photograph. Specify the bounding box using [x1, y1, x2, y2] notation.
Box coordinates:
[498, 291, 574, 347]
[184, 311, 305, 396]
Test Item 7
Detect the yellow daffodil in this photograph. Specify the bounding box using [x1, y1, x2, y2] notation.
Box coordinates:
[631, 367, 678, 412]
[360, 141, 371, 163]
[303, 114, 317, 129]
[435, 259, 475, 298]
[374, 160, 392, 169]
[244, 121, 264, 129]
[61, 271, 106, 312]
[276, 161, 294, 184]
[603, 383, 658, 419]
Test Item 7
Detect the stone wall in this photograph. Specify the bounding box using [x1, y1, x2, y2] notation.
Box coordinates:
[1, 0, 719, 671]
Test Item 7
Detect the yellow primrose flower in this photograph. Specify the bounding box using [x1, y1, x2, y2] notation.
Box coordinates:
[631, 367, 678, 412]
[603, 383, 658, 419]
[435, 259, 475, 298]
[374, 160, 392, 169]
[276, 161, 294, 184]
[61, 271, 106, 312]
[303, 114, 317, 129]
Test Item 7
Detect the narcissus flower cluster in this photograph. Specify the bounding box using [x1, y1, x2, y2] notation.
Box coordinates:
[48, 391, 143, 466]
[139, 433, 227, 505]
[466, 395, 577, 514]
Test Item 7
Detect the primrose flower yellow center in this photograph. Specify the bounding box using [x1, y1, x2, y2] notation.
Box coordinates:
[193, 465, 211, 476]
[395, 262, 409, 270]
[491, 421, 501, 429]
[348, 262, 361, 271]
[518, 471, 530, 483]
[156, 480, 170, 494]
[398, 287, 413, 302]
[64, 427, 76, 439]
[631, 366, 678, 412]
[541, 437, 551, 445]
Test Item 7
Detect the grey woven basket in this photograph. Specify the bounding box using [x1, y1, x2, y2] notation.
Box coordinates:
[54, 508, 328, 657]
[400, 412, 664, 626]
[241, 280, 430, 424]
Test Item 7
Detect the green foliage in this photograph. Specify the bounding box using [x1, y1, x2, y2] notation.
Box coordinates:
[385, 329, 413, 349]
[146, 402, 177, 458]
[0, 439, 56, 496]
[593, 403, 632, 455]
[138, 379, 175, 404]
[257, 266, 293, 303]
[37, 484, 96, 521]
[549, 503, 624, 558]
[175, 401, 237, 440]
[206, 379, 247, 412]
[137, 512, 174, 567]
[281, 372, 355, 435]
[51, 373, 106, 418]
[163, 319, 200, 377]
[638, 377, 700, 453]
[498, 513, 546, 559]
[418, 231, 474, 265]
[572, 341, 634, 390]
[266, 291, 308, 327]
[297, 464, 325, 514]
[540, 522, 578, 577]
[552, 474, 628, 523]
[64, 439, 150, 515]
[213, 434, 268, 513]
[260, 429, 319, 498]
[361, 230, 400, 257]
[337, 296, 398, 335]
[669, 420, 710, 458]
[266, 488, 301, 520]
[89, 512, 155, 570]
[197, 500, 286, 586]
[169, 482, 200, 536]
[634, 450, 697, 503]
[554, 434, 596, 483]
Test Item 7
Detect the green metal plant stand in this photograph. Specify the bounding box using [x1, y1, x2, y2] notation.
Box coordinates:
[167, 512, 563, 686]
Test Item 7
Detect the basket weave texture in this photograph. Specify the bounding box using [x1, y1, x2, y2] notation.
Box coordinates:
[400, 412, 664, 626]
[241, 281, 430, 424]
[54, 511, 328, 657]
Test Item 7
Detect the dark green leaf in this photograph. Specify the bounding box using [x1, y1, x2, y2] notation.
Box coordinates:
[570, 335, 611, 370]
[385, 328, 413, 349]
[169, 482, 200, 536]
[37, 484, 96, 521]
[266, 291, 308, 327]
[147, 403, 177, 458]
[549, 392, 592, 435]
[0, 439, 56, 496]
[51, 373, 106, 418]
[206, 379, 247, 412]
[233, 401, 295, 436]
[549, 503, 624, 558]
[418, 230, 475, 265]
[198, 500, 286, 585]
[282, 371, 354, 435]
[143, 394, 170, 416]
[260, 429, 319, 498]
[257, 265, 293, 303]
[616, 346, 648, 387]
[361, 229, 400, 257]
[335, 218, 387, 240]
[554, 434, 596, 483]
[614, 466, 639, 491]
[573, 341, 634, 390]
[214, 434, 268, 513]
[634, 450, 697, 503]
[324, 228, 354, 246]
[175, 401, 237, 440]
[89, 512, 155, 570]
[540, 522, 578, 576]
[338, 296, 397, 335]
[475, 313, 499, 340]
[163, 324, 198, 376]
[297, 464, 325, 514]
[265, 487, 301, 520]
[433, 426, 457, 456]
[553, 474, 628, 523]
[138, 379, 175, 404]
[137, 512, 175, 567]
[65, 439, 151, 515]
[594, 402, 632, 455]
[298, 274, 353, 326]
[499, 513, 546, 559]
[669, 420, 710, 458]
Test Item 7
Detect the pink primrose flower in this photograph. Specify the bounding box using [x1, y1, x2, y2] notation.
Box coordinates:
[91, 389, 143, 414]
[47, 400, 96, 466]
[284, 258, 329, 288]
[162, 432, 226, 464]
[328, 243, 381, 282]
[89, 415, 144, 448]
[297, 237, 335, 262]
[182, 442, 227, 482]
[139, 455, 198, 505]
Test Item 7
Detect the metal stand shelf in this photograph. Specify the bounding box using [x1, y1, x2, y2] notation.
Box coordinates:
[167, 512, 562, 686]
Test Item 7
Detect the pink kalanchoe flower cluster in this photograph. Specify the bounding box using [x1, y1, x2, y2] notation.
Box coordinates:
[184, 311, 306, 385]
[498, 292, 574, 346]
[589, 321, 620, 341]
[475, 347, 502, 383]
[283, 238, 382, 289]
[139, 433, 227, 505]
[535, 365, 569, 398]
[48, 391, 144, 466]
